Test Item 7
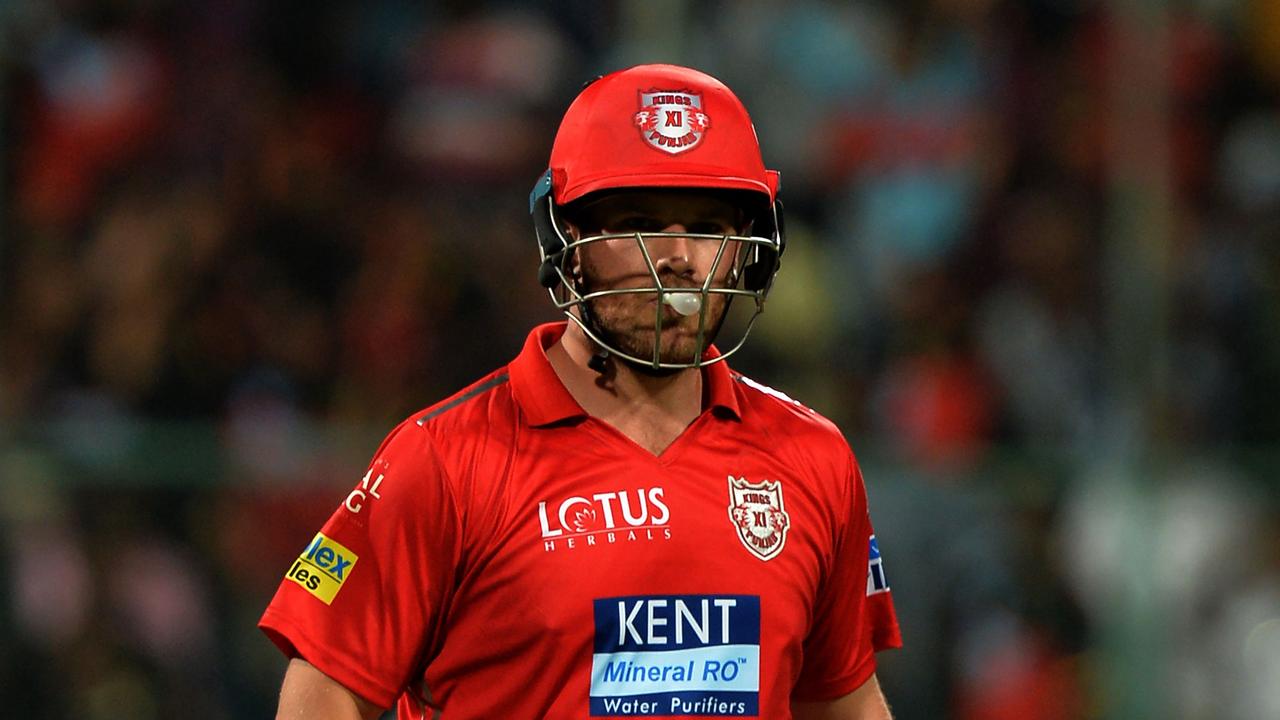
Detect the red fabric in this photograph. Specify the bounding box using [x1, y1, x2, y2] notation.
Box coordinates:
[260, 322, 900, 718]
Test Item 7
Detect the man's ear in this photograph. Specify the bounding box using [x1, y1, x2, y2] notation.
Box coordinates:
[563, 221, 584, 280]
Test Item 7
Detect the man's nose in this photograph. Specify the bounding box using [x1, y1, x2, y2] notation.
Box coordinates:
[651, 223, 694, 277]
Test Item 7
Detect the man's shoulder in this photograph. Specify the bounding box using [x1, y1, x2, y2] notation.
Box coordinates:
[371, 366, 518, 471]
[729, 372, 859, 489]
[730, 372, 846, 445]
[412, 367, 515, 429]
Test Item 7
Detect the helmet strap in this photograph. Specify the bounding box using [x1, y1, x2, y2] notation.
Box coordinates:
[587, 350, 611, 375]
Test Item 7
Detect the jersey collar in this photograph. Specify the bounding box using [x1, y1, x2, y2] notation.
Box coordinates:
[509, 322, 741, 426]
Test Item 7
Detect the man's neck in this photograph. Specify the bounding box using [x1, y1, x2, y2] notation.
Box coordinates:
[546, 324, 703, 454]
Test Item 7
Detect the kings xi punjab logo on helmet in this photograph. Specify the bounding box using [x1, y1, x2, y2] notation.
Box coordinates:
[635, 89, 710, 154]
[727, 476, 791, 561]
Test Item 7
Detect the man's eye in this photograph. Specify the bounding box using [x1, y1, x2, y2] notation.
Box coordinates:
[613, 217, 665, 233]
[604, 217, 735, 235]
[688, 222, 734, 235]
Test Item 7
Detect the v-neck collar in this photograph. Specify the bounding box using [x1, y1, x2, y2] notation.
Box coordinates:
[507, 322, 742, 431]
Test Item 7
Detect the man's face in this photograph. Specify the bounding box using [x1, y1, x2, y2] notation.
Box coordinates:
[567, 190, 749, 366]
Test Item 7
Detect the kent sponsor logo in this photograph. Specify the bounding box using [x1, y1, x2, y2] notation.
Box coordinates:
[590, 595, 760, 716]
[538, 487, 671, 552]
[285, 532, 358, 605]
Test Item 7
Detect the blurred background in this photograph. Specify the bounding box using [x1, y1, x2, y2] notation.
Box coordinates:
[1, 0, 1279, 718]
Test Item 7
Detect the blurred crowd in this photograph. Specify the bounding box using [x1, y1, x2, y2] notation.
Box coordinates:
[1, 1, 1279, 718]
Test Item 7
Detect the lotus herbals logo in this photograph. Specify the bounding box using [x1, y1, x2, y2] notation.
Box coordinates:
[538, 487, 671, 552]
[635, 89, 710, 154]
[727, 477, 791, 561]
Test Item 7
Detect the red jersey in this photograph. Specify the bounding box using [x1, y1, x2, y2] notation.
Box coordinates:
[260, 322, 901, 718]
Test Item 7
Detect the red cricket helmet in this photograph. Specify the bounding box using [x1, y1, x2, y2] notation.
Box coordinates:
[546, 63, 780, 207]
[529, 64, 786, 371]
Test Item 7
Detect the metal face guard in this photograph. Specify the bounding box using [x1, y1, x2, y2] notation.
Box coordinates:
[536, 199, 781, 370]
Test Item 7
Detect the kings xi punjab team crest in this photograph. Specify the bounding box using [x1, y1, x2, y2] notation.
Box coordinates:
[727, 476, 791, 561]
[635, 89, 710, 154]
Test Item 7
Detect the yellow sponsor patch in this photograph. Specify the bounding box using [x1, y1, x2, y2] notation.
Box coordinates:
[285, 532, 358, 605]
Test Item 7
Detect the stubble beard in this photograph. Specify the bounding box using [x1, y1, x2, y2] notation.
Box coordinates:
[579, 283, 730, 366]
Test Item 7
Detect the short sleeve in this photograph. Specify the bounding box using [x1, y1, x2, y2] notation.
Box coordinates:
[258, 421, 463, 709]
[792, 453, 902, 701]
